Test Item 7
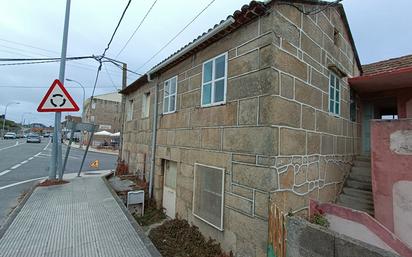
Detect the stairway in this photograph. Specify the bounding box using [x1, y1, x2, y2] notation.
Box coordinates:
[337, 155, 374, 216]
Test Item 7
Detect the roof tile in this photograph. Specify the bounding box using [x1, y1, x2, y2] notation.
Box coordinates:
[362, 54, 412, 76]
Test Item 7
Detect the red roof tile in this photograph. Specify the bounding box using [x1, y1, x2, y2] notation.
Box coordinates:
[362, 54, 412, 76]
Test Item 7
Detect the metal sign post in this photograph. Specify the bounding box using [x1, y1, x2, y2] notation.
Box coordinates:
[77, 124, 97, 177]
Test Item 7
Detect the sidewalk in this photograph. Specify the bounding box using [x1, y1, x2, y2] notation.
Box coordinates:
[0, 174, 160, 257]
[64, 141, 119, 156]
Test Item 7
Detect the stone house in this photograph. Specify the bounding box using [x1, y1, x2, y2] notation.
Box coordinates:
[120, 1, 362, 256]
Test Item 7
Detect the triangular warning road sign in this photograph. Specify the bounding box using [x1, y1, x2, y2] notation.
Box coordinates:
[90, 160, 99, 168]
[37, 79, 80, 112]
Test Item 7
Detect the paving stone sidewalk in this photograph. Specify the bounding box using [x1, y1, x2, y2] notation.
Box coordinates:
[0, 175, 159, 257]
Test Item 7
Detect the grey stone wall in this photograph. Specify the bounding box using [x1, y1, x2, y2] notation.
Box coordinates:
[121, 2, 362, 257]
[286, 217, 400, 257]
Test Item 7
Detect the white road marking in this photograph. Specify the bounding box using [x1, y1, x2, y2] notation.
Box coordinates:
[0, 170, 11, 176]
[43, 140, 51, 151]
[11, 164, 21, 170]
[0, 177, 47, 190]
[0, 141, 25, 151]
[0, 151, 43, 177]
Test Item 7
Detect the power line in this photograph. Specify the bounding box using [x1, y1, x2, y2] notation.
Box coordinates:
[0, 56, 96, 62]
[0, 56, 98, 67]
[101, 0, 132, 58]
[102, 57, 142, 76]
[0, 39, 128, 76]
[115, 0, 158, 59]
[88, 0, 132, 114]
[0, 85, 115, 89]
[103, 62, 119, 91]
[135, 0, 216, 72]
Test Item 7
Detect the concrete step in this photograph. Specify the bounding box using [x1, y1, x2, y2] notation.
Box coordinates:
[346, 179, 372, 191]
[337, 200, 374, 216]
[349, 173, 372, 183]
[355, 155, 371, 162]
[351, 166, 371, 177]
[353, 160, 371, 168]
[342, 187, 373, 200]
[339, 193, 374, 206]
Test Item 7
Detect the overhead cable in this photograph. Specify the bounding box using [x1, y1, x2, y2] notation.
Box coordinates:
[115, 0, 158, 59]
[135, 0, 216, 72]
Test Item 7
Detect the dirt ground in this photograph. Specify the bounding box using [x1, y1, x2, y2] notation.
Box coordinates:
[149, 219, 232, 257]
[38, 179, 69, 187]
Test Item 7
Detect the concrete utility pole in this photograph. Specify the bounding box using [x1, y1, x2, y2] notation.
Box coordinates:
[119, 63, 127, 160]
[50, 0, 71, 180]
[2, 102, 20, 137]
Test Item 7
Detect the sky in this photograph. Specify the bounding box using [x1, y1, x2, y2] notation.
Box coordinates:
[0, 0, 411, 126]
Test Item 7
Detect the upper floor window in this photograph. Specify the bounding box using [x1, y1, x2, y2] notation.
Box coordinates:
[142, 92, 150, 118]
[201, 53, 227, 107]
[90, 115, 95, 122]
[329, 72, 340, 116]
[126, 99, 133, 121]
[91, 101, 96, 109]
[163, 76, 177, 114]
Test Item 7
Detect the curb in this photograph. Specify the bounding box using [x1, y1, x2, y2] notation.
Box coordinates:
[63, 141, 119, 156]
[102, 174, 163, 257]
[0, 181, 38, 239]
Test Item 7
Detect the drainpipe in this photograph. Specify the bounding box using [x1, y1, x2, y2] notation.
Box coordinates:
[148, 73, 158, 199]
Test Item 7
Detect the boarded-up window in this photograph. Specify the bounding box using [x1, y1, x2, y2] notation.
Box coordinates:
[193, 163, 225, 231]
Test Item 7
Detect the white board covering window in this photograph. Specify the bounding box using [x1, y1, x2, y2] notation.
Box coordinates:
[126, 99, 133, 121]
[163, 76, 177, 114]
[329, 72, 340, 116]
[193, 163, 225, 231]
[142, 92, 150, 118]
[201, 53, 227, 107]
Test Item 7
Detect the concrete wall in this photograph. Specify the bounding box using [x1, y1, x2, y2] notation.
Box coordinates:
[122, 3, 361, 257]
[286, 216, 400, 257]
[371, 119, 412, 247]
[393, 181, 412, 249]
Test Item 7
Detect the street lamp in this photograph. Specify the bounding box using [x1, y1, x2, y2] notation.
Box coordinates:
[21, 112, 32, 126]
[65, 78, 85, 114]
[2, 101, 20, 137]
[65, 78, 86, 147]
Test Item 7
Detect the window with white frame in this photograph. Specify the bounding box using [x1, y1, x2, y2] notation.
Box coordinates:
[91, 101, 96, 109]
[90, 115, 95, 122]
[329, 72, 340, 116]
[142, 92, 150, 118]
[192, 163, 225, 231]
[163, 76, 177, 114]
[201, 53, 227, 106]
[126, 99, 133, 121]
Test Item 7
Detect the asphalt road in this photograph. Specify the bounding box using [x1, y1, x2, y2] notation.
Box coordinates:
[0, 138, 117, 228]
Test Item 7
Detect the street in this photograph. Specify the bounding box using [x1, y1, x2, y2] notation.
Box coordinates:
[0, 138, 117, 227]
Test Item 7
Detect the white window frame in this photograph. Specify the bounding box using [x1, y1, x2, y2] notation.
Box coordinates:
[90, 115, 95, 122]
[126, 99, 133, 121]
[329, 72, 341, 116]
[163, 76, 178, 114]
[91, 101, 96, 109]
[192, 163, 225, 231]
[142, 92, 150, 118]
[201, 52, 228, 107]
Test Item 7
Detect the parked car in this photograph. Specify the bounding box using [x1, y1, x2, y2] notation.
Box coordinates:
[3, 132, 17, 139]
[26, 133, 41, 143]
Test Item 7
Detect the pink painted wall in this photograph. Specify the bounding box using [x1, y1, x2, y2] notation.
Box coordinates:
[310, 200, 412, 257]
[371, 119, 412, 233]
